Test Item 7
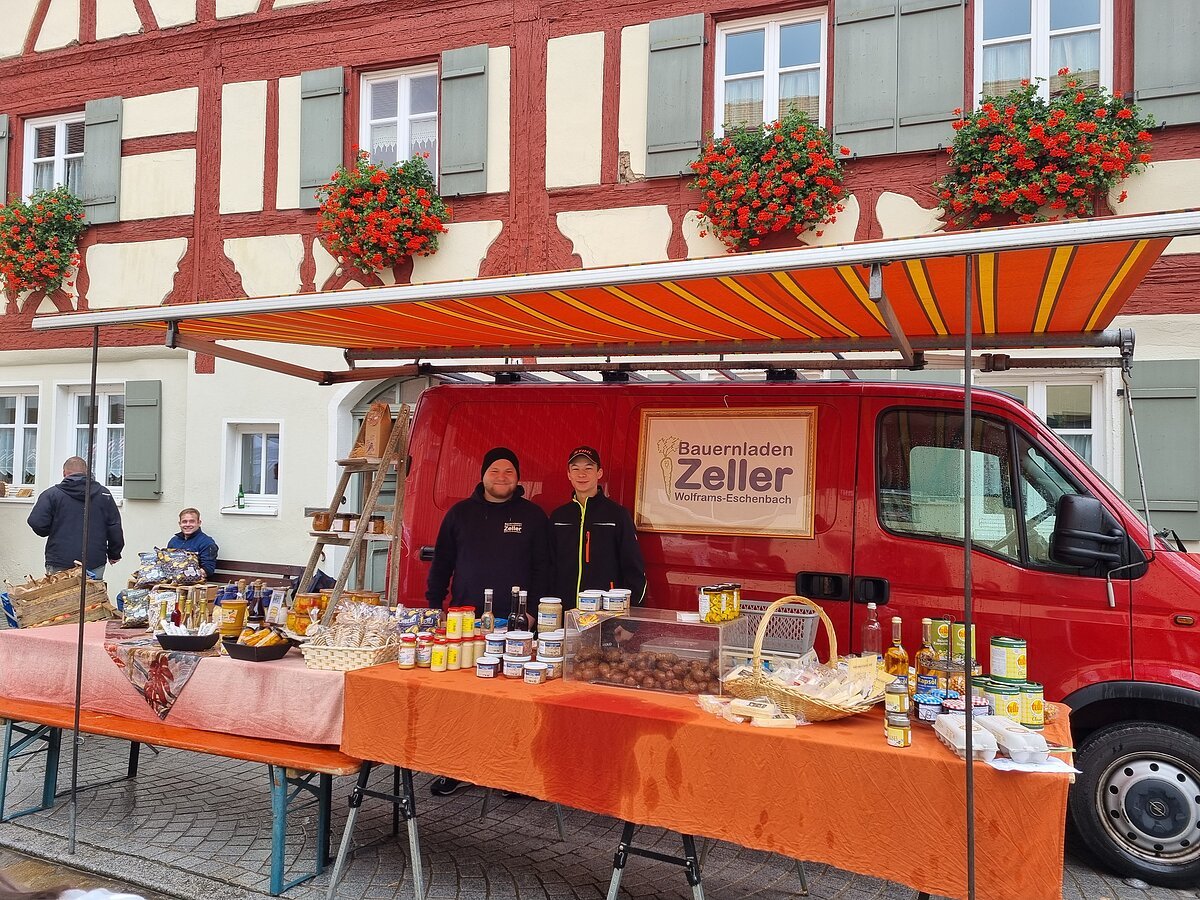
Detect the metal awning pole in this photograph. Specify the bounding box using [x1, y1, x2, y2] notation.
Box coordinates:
[68, 325, 100, 854]
[962, 257, 977, 899]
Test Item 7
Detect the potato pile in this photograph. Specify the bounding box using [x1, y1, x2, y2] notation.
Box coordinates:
[573, 647, 721, 694]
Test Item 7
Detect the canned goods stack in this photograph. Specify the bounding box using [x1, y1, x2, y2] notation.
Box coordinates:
[987, 634, 1043, 729]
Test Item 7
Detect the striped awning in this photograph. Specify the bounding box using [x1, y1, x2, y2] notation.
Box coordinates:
[32, 211, 1200, 364]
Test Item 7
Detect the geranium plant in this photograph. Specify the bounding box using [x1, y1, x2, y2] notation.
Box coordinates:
[690, 111, 851, 251]
[936, 70, 1155, 227]
[0, 186, 86, 299]
[316, 151, 451, 274]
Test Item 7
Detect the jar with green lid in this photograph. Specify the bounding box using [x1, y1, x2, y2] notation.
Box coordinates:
[1020, 682, 1045, 730]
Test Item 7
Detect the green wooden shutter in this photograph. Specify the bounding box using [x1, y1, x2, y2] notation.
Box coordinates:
[1124, 360, 1200, 539]
[440, 45, 489, 197]
[299, 67, 345, 210]
[897, 0, 964, 152]
[82, 97, 122, 224]
[1133, 0, 1200, 126]
[645, 13, 705, 178]
[834, 1, 898, 157]
[123, 379, 162, 500]
[0, 115, 9, 203]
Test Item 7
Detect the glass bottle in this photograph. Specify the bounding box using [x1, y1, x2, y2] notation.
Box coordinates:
[237, 484, 246, 509]
[913, 617, 937, 696]
[861, 602, 883, 658]
[509, 589, 533, 633]
[480, 589, 495, 634]
[884, 616, 910, 689]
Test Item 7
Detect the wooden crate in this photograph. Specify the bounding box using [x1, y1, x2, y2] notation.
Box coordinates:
[2, 567, 113, 629]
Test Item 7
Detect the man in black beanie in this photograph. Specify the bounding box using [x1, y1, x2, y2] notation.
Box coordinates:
[425, 446, 550, 796]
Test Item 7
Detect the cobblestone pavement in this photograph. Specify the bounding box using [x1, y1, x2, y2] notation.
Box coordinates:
[0, 734, 1196, 900]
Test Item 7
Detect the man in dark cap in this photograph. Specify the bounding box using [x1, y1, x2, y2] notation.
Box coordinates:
[425, 446, 550, 796]
[424, 446, 550, 625]
[549, 446, 646, 613]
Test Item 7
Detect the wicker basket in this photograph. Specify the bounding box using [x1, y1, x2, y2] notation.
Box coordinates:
[300, 641, 398, 671]
[724, 595, 883, 722]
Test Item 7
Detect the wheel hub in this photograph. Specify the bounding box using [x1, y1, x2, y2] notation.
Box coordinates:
[1098, 755, 1200, 861]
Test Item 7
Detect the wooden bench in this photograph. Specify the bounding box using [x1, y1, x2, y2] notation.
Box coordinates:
[212, 559, 305, 589]
[0, 696, 360, 895]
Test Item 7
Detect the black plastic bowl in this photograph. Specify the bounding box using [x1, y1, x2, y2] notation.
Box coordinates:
[222, 638, 292, 662]
[155, 631, 222, 652]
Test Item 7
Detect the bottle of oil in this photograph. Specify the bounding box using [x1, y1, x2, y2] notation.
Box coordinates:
[508, 586, 532, 633]
[913, 617, 937, 696]
[884, 616, 909, 690]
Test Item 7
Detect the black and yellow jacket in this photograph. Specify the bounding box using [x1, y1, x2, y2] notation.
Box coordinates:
[550, 487, 647, 610]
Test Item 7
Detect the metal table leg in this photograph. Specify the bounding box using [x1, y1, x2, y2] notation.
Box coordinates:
[327, 764, 424, 900]
[606, 821, 705, 900]
[326, 764, 371, 900]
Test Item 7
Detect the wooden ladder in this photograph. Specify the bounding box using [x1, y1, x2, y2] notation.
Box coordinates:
[297, 407, 410, 625]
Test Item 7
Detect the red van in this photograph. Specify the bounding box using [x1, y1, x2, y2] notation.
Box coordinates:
[399, 380, 1200, 887]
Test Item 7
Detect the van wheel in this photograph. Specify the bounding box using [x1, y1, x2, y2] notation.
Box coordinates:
[1071, 722, 1200, 887]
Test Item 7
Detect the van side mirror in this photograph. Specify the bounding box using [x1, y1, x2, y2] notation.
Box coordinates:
[1050, 495, 1125, 570]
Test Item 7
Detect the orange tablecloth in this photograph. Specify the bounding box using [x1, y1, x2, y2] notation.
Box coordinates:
[342, 666, 1072, 900]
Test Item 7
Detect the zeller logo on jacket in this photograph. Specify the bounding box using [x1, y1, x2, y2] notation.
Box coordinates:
[503, 522, 523, 534]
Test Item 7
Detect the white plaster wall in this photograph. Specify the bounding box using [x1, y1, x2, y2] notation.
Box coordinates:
[215, 0, 255, 18]
[85, 238, 188, 309]
[545, 32, 604, 189]
[557, 206, 672, 267]
[223, 235, 304, 297]
[275, 76, 301, 210]
[410, 221, 503, 284]
[312, 240, 338, 290]
[486, 46, 511, 194]
[34, 0, 78, 50]
[273, 0, 325, 7]
[123, 89, 198, 138]
[219, 81, 268, 214]
[0, 346, 189, 589]
[617, 24, 649, 180]
[1110, 160, 1200, 255]
[179, 342, 349, 577]
[120, 149, 196, 219]
[1112, 314, 1200, 360]
[146, 0, 194, 26]
[95, 0, 140, 39]
[681, 211, 729, 258]
[0, 0, 39, 57]
[876, 191, 946, 239]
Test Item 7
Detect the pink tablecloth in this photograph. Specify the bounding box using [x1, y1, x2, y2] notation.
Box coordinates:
[0, 622, 344, 745]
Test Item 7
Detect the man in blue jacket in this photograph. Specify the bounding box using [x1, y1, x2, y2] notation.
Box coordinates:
[167, 508, 219, 579]
[27, 457, 124, 579]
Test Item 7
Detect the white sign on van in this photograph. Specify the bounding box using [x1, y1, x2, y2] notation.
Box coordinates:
[634, 407, 817, 539]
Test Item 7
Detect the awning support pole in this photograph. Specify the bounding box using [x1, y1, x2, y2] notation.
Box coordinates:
[962, 255, 977, 900]
[868, 263, 916, 368]
[165, 330, 332, 383]
[69, 325, 100, 855]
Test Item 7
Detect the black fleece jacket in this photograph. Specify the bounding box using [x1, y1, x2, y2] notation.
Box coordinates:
[549, 487, 646, 610]
[424, 484, 551, 619]
[27, 474, 124, 571]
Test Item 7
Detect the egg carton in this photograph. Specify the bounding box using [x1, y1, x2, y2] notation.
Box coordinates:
[975, 715, 1050, 765]
[933, 713, 998, 762]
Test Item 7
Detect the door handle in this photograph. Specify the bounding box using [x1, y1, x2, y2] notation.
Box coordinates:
[795, 572, 850, 601]
[852, 576, 889, 605]
[419, 545, 435, 562]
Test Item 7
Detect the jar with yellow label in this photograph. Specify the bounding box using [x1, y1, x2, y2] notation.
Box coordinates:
[398, 635, 416, 669]
[886, 713, 912, 748]
[430, 637, 448, 673]
[447, 638, 462, 671]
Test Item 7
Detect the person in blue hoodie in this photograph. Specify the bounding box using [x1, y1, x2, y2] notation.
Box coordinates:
[166, 508, 219, 579]
[27, 457, 124, 580]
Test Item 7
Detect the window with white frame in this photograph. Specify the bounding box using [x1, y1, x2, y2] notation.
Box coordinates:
[982, 377, 1104, 469]
[715, 10, 826, 133]
[0, 391, 39, 491]
[975, 0, 1111, 101]
[360, 66, 439, 176]
[226, 423, 281, 511]
[71, 390, 124, 492]
[24, 114, 85, 196]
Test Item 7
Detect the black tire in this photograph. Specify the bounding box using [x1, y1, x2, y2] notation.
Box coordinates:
[1070, 721, 1200, 888]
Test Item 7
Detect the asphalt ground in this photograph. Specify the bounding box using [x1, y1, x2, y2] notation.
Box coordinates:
[0, 735, 1197, 900]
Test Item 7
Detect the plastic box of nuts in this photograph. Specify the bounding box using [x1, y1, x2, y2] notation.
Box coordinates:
[564, 607, 750, 695]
